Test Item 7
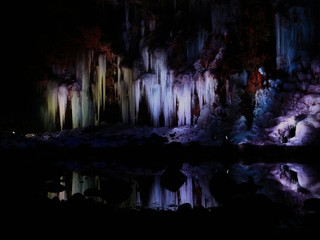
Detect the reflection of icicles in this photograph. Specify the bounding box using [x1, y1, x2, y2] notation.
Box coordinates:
[58, 176, 67, 201]
[132, 182, 142, 208]
[179, 177, 194, 207]
[72, 171, 83, 195]
[121, 181, 141, 209]
[164, 189, 178, 210]
[71, 171, 96, 195]
[58, 84, 68, 130]
[149, 175, 163, 209]
[148, 174, 179, 210]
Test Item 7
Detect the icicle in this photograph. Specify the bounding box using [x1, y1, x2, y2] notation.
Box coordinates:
[125, 68, 136, 124]
[141, 45, 149, 72]
[57, 84, 68, 130]
[175, 75, 193, 126]
[196, 70, 218, 111]
[134, 79, 141, 123]
[71, 83, 81, 129]
[91, 54, 107, 125]
[142, 74, 161, 127]
[45, 81, 59, 130]
[77, 51, 94, 127]
[161, 70, 175, 127]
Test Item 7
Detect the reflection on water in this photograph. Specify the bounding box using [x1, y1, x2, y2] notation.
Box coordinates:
[47, 161, 320, 212]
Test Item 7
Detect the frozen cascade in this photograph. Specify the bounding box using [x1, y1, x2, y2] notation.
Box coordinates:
[196, 70, 218, 111]
[116, 67, 136, 124]
[57, 84, 68, 130]
[78, 51, 93, 128]
[175, 75, 193, 126]
[115, 48, 219, 127]
[134, 78, 141, 122]
[142, 74, 162, 126]
[41, 50, 108, 130]
[162, 70, 176, 127]
[42, 49, 97, 130]
[66, 170, 220, 210]
[41, 48, 219, 130]
[275, 6, 316, 71]
[42, 81, 58, 131]
[126, 68, 136, 124]
[91, 54, 107, 125]
[125, 181, 141, 208]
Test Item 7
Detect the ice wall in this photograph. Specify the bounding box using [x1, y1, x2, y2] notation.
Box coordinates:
[115, 50, 218, 127]
[275, 5, 317, 72]
[40, 50, 107, 130]
[39, 0, 241, 131]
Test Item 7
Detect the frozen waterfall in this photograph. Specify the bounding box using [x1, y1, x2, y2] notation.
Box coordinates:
[115, 49, 218, 127]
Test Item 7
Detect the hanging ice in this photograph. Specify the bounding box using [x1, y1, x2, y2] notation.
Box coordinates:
[40, 50, 108, 130]
[91, 54, 107, 125]
[114, 47, 219, 127]
[275, 6, 316, 72]
[196, 70, 218, 111]
[57, 84, 68, 130]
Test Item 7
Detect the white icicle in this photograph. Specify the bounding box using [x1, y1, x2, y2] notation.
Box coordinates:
[57, 84, 68, 130]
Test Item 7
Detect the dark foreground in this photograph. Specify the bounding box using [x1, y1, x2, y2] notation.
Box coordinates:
[2, 143, 320, 237]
